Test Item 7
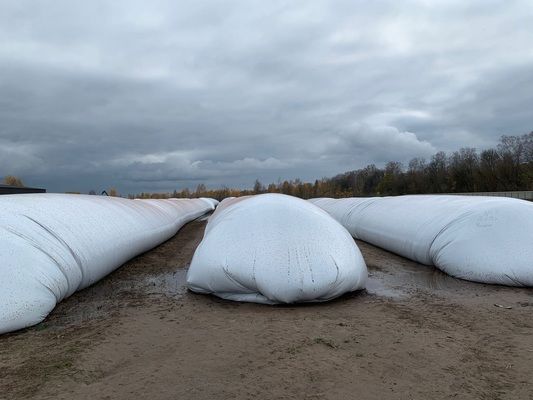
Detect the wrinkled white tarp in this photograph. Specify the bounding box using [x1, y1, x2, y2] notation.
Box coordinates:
[199, 197, 220, 208]
[187, 194, 367, 304]
[0, 194, 215, 333]
[310, 195, 533, 286]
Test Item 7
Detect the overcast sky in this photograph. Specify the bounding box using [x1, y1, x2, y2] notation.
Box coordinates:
[1, 0, 532, 194]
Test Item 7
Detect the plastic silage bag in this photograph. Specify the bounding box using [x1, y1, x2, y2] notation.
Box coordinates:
[310, 195, 533, 286]
[0, 194, 215, 334]
[199, 197, 220, 208]
[187, 194, 367, 304]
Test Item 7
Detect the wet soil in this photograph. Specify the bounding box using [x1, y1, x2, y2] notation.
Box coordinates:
[1, 220, 533, 400]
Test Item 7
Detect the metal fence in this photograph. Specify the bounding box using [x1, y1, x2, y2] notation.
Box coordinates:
[446, 191, 533, 201]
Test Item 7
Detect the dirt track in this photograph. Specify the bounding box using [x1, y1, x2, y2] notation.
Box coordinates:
[1, 220, 533, 400]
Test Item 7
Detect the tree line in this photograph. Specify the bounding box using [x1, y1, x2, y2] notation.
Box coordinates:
[132, 131, 532, 200]
[4, 132, 531, 199]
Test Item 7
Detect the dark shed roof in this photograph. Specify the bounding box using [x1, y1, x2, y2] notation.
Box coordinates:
[0, 184, 46, 195]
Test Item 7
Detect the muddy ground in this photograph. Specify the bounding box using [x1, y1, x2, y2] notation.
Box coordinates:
[1, 220, 533, 400]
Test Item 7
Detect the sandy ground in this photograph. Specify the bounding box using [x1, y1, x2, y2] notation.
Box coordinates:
[1, 220, 533, 400]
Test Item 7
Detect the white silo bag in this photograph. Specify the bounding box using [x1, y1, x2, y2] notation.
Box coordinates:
[0, 194, 215, 334]
[310, 195, 533, 286]
[187, 194, 367, 304]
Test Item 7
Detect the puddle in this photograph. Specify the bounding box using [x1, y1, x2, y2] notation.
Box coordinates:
[365, 273, 406, 299]
[82, 268, 189, 300]
[42, 269, 190, 329]
[355, 239, 484, 300]
[365, 263, 472, 299]
[142, 269, 189, 297]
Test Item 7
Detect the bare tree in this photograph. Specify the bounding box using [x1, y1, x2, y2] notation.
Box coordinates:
[253, 179, 264, 194]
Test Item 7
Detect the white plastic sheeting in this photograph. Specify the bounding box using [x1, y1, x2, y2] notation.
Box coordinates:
[187, 194, 367, 304]
[310, 195, 533, 286]
[199, 197, 220, 208]
[0, 194, 215, 334]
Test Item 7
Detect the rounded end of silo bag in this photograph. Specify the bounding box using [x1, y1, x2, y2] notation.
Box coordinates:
[0, 276, 57, 334]
[186, 193, 367, 304]
[431, 198, 533, 286]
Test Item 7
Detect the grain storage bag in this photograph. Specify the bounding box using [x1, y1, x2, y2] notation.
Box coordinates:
[0, 194, 215, 333]
[310, 195, 533, 286]
[187, 194, 367, 304]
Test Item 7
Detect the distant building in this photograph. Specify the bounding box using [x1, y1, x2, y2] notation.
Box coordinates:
[0, 184, 46, 195]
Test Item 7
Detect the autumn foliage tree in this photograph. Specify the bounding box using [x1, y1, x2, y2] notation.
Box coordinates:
[3, 175, 24, 187]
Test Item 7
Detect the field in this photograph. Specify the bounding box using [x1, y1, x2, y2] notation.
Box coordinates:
[1, 220, 532, 400]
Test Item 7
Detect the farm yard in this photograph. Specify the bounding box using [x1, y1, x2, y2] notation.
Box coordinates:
[2, 1, 533, 399]
[1, 218, 532, 400]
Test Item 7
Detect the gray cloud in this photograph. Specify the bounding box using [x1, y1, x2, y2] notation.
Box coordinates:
[1, 0, 532, 194]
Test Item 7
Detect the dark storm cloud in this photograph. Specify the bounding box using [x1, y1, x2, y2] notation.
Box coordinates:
[1, 0, 532, 193]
